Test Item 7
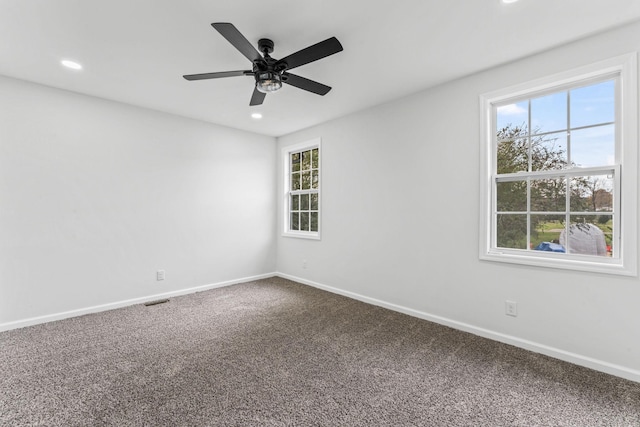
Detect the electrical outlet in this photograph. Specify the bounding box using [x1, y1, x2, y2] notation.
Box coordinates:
[505, 300, 518, 317]
[302, 259, 308, 269]
[157, 270, 165, 281]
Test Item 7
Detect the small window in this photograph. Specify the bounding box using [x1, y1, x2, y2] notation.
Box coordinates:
[283, 139, 321, 239]
[479, 54, 638, 275]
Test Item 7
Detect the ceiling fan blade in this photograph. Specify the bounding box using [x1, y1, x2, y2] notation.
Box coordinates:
[212, 23, 263, 63]
[276, 37, 343, 71]
[183, 70, 250, 81]
[283, 73, 331, 95]
[250, 87, 266, 106]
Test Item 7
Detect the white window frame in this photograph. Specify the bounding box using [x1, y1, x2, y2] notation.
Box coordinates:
[282, 138, 321, 240]
[479, 53, 638, 276]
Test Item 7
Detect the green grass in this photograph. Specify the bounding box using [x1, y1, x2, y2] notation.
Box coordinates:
[532, 220, 613, 247]
[499, 219, 614, 251]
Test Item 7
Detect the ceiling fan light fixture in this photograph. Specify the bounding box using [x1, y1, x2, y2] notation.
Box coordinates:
[256, 71, 282, 93]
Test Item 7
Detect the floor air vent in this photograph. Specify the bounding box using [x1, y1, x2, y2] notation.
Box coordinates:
[144, 299, 169, 307]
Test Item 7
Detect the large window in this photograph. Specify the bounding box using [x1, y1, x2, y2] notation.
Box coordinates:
[283, 139, 321, 239]
[479, 54, 637, 275]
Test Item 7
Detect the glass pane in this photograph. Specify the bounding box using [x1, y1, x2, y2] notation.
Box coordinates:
[570, 80, 615, 128]
[291, 152, 301, 172]
[302, 150, 311, 170]
[593, 177, 614, 212]
[496, 180, 527, 212]
[569, 176, 590, 212]
[311, 170, 319, 189]
[531, 215, 565, 252]
[570, 124, 615, 167]
[497, 138, 529, 174]
[290, 212, 299, 231]
[291, 194, 299, 211]
[530, 177, 566, 212]
[561, 216, 609, 256]
[300, 212, 309, 231]
[597, 215, 614, 256]
[531, 131, 567, 171]
[496, 214, 527, 250]
[291, 172, 301, 191]
[496, 101, 528, 132]
[300, 193, 310, 210]
[531, 91, 567, 134]
[301, 171, 311, 190]
[570, 175, 614, 213]
[312, 148, 319, 169]
[310, 212, 318, 232]
[310, 193, 318, 210]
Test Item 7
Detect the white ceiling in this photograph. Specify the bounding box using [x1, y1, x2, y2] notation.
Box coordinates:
[2, 1, 640, 137]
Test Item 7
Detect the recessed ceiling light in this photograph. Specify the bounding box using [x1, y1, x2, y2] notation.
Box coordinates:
[61, 59, 83, 70]
[251, 112, 263, 119]
[501, 0, 519, 3]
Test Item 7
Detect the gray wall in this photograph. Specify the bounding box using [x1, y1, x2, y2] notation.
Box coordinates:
[276, 22, 640, 381]
[0, 76, 277, 327]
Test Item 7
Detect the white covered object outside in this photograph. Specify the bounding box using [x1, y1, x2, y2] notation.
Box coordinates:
[559, 223, 607, 256]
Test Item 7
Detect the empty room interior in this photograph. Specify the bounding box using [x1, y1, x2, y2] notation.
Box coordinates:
[2, 1, 640, 425]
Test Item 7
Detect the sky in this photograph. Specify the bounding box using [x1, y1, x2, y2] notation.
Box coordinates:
[496, 79, 615, 168]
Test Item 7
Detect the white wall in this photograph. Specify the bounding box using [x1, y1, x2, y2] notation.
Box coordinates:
[0, 76, 276, 328]
[277, 22, 640, 381]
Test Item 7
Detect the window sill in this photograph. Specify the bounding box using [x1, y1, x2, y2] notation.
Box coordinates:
[480, 250, 636, 276]
[282, 231, 321, 240]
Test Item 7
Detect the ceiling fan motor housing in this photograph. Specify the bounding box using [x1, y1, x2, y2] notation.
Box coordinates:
[253, 39, 287, 93]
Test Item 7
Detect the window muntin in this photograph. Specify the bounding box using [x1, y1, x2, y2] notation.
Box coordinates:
[480, 54, 638, 275]
[284, 140, 320, 239]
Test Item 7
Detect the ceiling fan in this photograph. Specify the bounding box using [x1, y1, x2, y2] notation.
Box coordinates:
[183, 23, 343, 106]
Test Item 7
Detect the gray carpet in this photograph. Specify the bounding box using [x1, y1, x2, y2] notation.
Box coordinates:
[1, 277, 639, 426]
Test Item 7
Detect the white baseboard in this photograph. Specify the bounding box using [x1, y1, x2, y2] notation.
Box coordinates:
[276, 272, 640, 384]
[0, 272, 277, 333]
